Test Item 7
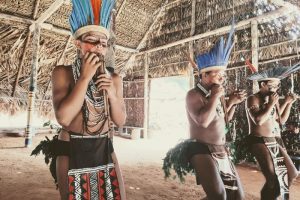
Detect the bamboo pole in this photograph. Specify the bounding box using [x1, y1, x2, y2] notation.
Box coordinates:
[116, 0, 127, 19]
[188, 42, 195, 88]
[12, 29, 32, 97]
[188, 0, 196, 88]
[25, 25, 40, 147]
[32, 0, 41, 20]
[251, 20, 259, 92]
[143, 53, 149, 139]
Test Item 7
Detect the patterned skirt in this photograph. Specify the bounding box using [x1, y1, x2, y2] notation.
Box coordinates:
[68, 134, 121, 200]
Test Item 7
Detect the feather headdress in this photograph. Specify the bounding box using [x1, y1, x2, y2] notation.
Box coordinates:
[247, 62, 300, 81]
[69, 0, 115, 39]
[196, 21, 235, 73]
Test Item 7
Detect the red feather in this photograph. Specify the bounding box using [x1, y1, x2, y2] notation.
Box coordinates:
[245, 59, 258, 73]
[91, 0, 101, 25]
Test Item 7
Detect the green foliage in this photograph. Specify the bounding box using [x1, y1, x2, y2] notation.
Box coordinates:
[162, 139, 194, 183]
[31, 135, 58, 188]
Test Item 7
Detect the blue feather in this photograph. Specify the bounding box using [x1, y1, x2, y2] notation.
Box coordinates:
[248, 62, 300, 81]
[101, 0, 115, 28]
[70, 0, 115, 34]
[196, 19, 235, 71]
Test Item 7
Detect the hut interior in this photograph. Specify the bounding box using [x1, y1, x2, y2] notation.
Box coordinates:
[1, 0, 300, 138]
[1, 0, 300, 199]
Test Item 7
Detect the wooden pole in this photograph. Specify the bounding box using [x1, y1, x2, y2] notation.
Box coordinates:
[32, 0, 41, 20]
[34, 0, 65, 25]
[25, 25, 40, 147]
[188, 42, 195, 88]
[12, 29, 32, 97]
[251, 20, 259, 93]
[188, 0, 196, 88]
[143, 53, 149, 139]
[116, 0, 127, 19]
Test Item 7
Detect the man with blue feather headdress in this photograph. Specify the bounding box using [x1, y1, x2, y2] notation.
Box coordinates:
[245, 63, 300, 200]
[163, 23, 246, 199]
[31, 0, 126, 199]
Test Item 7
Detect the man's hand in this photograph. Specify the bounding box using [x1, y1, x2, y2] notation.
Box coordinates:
[211, 84, 224, 98]
[228, 90, 247, 105]
[269, 92, 279, 106]
[284, 93, 297, 104]
[95, 74, 117, 100]
[80, 52, 103, 81]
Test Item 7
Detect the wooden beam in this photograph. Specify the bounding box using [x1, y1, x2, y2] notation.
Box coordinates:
[0, 96, 52, 102]
[116, 0, 127, 19]
[12, 29, 32, 97]
[0, 12, 69, 35]
[34, 0, 65, 25]
[137, 6, 296, 55]
[32, 0, 41, 20]
[143, 53, 149, 139]
[188, 41, 195, 88]
[115, 44, 138, 53]
[190, 0, 196, 36]
[136, 1, 166, 50]
[251, 20, 259, 92]
[0, 12, 32, 24]
[259, 54, 300, 64]
[271, 0, 299, 11]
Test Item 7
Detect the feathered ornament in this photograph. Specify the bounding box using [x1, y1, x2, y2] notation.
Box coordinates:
[162, 139, 195, 182]
[31, 135, 60, 188]
[245, 59, 258, 73]
[69, 0, 115, 39]
[247, 62, 300, 81]
[196, 20, 235, 73]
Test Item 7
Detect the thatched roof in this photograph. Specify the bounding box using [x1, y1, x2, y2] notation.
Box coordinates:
[1, 0, 300, 117]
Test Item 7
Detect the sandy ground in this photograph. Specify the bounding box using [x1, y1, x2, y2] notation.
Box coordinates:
[0, 133, 299, 200]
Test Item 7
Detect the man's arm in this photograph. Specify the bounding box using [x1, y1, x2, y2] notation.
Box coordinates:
[109, 74, 126, 127]
[52, 52, 101, 127]
[246, 95, 277, 125]
[52, 66, 89, 127]
[186, 90, 220, 128]
[280, 94, 296, 123]
[226, 90, 247, 121]
[95, 73, 126, 127]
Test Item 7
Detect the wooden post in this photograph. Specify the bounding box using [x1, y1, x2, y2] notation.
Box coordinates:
[188, 0, 196, 88]
[188, 42, 195, 88]
[190, 0, 196, 36]
[116, 0, 127, 19]
[12, 29, 32, 97]
[251, 20, 259, 92]
[143, 53, 149, 139]
[25, 25, 40, 147]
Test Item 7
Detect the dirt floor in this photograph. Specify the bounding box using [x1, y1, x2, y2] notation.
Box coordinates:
[0, 133, 299, 200]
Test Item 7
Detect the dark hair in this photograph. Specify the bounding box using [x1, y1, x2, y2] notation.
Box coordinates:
[199, 71, 211, 79]
[258, 80, 269, 89]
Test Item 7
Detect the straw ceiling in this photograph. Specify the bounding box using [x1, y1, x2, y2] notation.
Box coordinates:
[0, 0, 300, 117]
